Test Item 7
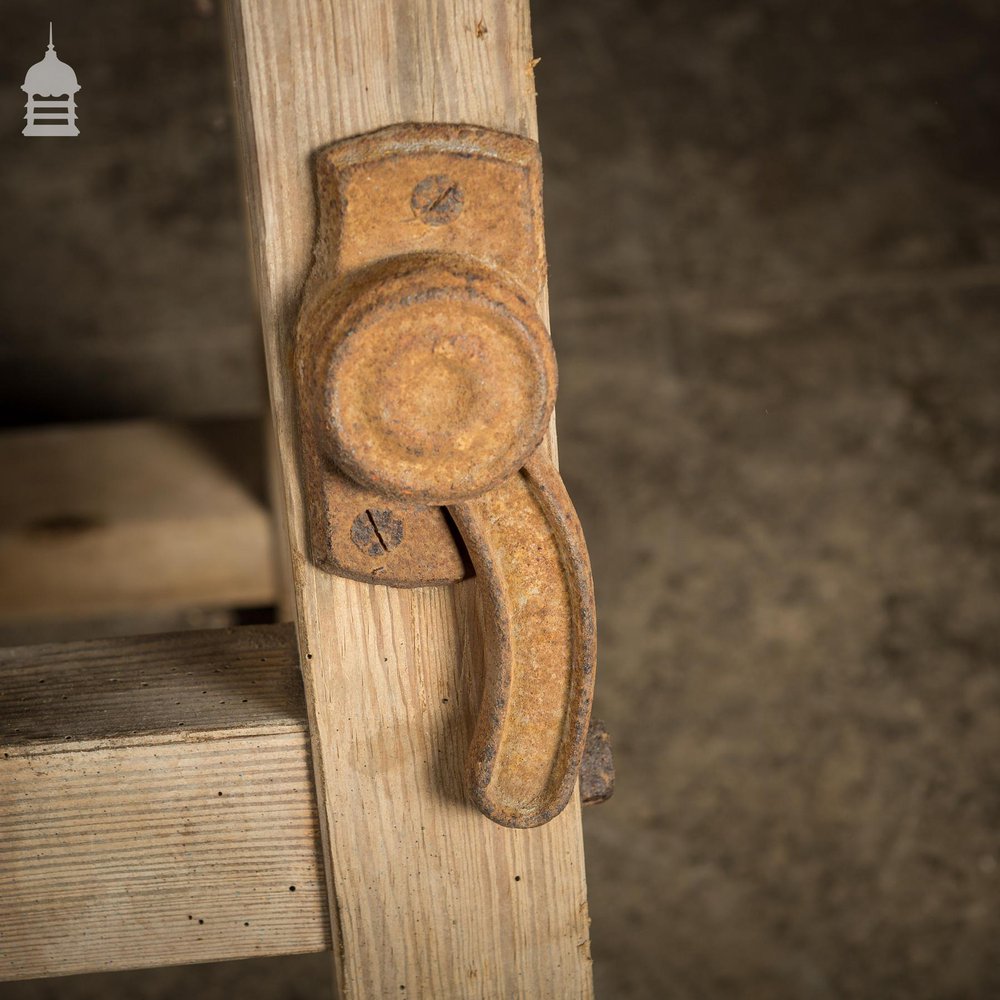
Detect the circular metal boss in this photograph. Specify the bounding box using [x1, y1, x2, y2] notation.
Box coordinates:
[314, 255, 557, 503]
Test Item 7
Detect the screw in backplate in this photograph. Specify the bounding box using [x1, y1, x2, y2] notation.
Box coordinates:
[411, 175, 464, 225]
[351, 508, 405, 557]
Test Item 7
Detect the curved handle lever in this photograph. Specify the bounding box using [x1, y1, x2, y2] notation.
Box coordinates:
[451, 452, 595, 827]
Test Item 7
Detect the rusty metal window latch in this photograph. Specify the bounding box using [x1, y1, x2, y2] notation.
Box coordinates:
[294, 123, 610, 828]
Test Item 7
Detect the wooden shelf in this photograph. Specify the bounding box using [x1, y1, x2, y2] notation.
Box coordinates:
[0, 420, 276, 626]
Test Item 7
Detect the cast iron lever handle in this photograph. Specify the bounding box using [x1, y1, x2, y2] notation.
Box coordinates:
[294, 125, 597, 827]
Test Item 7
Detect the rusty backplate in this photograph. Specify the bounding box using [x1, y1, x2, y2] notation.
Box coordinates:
[295, 123, 547, 587]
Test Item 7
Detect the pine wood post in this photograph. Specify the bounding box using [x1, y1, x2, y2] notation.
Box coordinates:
[224, 2, 594, 998]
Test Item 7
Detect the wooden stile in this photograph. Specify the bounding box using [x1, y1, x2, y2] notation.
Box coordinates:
[224, 2, 594, 998]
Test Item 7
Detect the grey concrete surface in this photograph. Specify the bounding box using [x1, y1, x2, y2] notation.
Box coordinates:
[3, 0, 1000, 997]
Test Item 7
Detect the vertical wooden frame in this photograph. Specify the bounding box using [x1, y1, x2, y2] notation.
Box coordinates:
[225, 3, 594, 997]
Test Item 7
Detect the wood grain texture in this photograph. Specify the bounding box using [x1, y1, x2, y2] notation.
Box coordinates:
[0, 420, 275, 623]
[224, 3, 593, 997]
[0, 624, 330, 982]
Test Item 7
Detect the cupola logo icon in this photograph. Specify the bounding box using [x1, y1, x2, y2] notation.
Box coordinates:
[22, 23, 81, 137]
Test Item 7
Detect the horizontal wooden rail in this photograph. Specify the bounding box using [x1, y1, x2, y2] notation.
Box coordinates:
[0, 420, 276, 629]
[0, 624, 330, 981]
[1, 622, 610, 983]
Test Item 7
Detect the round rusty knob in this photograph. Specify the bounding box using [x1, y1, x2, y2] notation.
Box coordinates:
[306, 254, 556, 503]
